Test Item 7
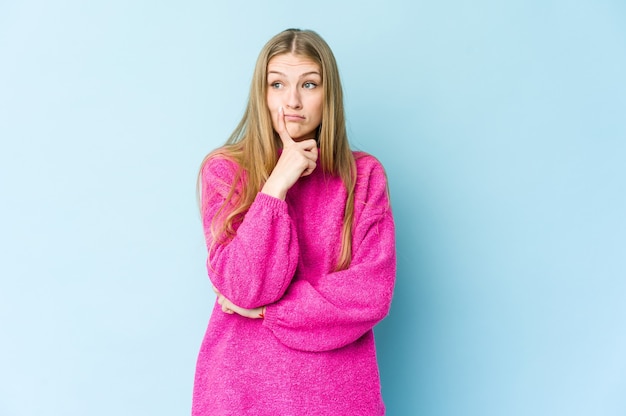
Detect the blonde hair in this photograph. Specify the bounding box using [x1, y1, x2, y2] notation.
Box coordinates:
[199, 28, 356, 271]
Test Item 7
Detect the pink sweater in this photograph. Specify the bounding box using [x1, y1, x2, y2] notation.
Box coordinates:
[192, 151, 396, 415]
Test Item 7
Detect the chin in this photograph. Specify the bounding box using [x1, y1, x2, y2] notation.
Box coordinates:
[289, 130, 316, 142]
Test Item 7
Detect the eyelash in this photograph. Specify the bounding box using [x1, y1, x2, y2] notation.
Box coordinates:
[269, 81, 319, 89]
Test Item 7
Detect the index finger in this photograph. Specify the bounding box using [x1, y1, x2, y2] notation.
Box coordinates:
[276, 106, 295, 148]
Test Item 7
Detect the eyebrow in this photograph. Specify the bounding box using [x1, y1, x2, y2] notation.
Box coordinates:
[267, 70, 321, 78]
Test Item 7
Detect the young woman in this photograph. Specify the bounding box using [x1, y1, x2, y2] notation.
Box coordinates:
[193, 28, 396, 415]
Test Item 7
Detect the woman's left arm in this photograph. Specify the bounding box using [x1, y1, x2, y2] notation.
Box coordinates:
[214, 157, 397, 351]
[262, 198, 396, 352]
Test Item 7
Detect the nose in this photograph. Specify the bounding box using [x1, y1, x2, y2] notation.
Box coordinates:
[286, 86, 302, 110]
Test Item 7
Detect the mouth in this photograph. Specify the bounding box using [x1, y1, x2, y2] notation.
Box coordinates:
[284, 114, 305, 121]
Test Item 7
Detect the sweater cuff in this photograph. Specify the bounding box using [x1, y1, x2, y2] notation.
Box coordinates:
[254, 191, 288, 214]
[262, 303, 278, 328]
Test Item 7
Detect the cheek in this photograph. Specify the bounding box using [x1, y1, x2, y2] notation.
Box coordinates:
[313, 93, 323, 113]
[266, 94, 276, 114]
[269, 105, 284, 124]
[313, 99, 324, 123]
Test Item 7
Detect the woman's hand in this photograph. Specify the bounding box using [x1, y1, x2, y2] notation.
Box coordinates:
[261, 106, 318, 200]
[213, 286, 266, 319]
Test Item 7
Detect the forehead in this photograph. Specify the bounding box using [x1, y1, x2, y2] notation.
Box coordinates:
[267, 53, 320, 75]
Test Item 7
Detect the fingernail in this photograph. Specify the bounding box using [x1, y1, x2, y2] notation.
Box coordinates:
[279, 106, 283, 114]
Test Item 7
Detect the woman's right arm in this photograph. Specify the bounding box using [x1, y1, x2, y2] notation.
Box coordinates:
[204, 109, 317, 310]
[201, 157, 299, 309]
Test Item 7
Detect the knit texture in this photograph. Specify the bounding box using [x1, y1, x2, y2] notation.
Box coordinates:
[193, 151, 396, 416]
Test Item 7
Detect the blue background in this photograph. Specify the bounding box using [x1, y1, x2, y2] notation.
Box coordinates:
[1, 1, 625, 415]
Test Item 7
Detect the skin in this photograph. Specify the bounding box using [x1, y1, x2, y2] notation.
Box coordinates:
[266, 53, 323, 142]
[215, 53, 325, 318]
[213, 286, 264, 318]
[262, 53, 323, 201]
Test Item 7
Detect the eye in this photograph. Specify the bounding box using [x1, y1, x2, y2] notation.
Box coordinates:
[303, 82, 317, 89]
[269, 81, 283, 89]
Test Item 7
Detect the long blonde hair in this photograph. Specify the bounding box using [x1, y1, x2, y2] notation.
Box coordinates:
[199, 28, 356, 271]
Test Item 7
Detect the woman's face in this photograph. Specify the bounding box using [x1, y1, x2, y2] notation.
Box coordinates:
[266, 53, 323, 142]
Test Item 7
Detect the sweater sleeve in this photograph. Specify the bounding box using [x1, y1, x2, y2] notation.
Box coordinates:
[201, 157, 299, 309]
[262, 161, 396, 352]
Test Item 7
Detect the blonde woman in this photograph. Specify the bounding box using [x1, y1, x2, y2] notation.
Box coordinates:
[193, 28, 396, 415]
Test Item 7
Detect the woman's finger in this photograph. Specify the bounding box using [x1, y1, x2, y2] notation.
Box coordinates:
[219, 296, 235, 314]
[301, 159, 317, 177]
[298, 139, 318, 166]
[298, 138, 318, 151]
[276, 106, 296, 148]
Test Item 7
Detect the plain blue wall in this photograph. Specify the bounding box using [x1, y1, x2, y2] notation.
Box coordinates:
[1, 1, 625, 415]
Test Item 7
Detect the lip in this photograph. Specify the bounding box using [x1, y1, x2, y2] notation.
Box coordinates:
[284, 114, 305, 121]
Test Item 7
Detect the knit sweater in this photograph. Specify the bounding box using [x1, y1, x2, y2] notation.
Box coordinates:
[192, 151, 396, 416]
